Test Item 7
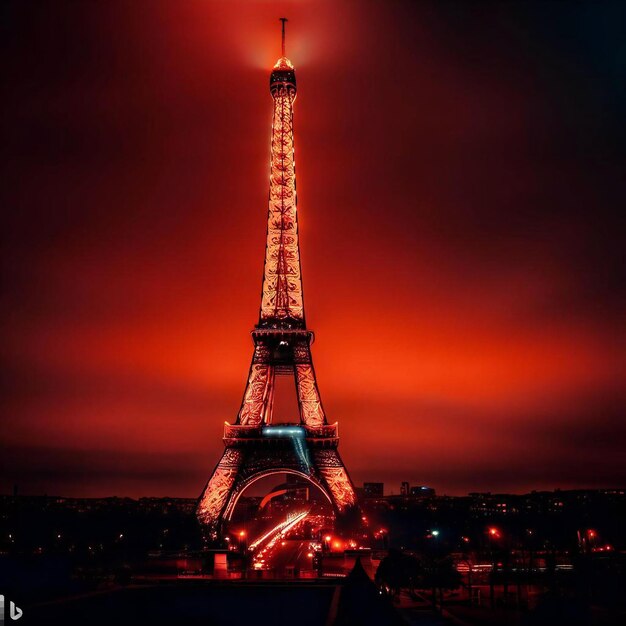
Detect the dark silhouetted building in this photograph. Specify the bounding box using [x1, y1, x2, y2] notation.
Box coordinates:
[363, 483, 384, 497]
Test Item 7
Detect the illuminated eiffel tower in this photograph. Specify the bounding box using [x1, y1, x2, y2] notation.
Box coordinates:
[196, 19, 359, 540]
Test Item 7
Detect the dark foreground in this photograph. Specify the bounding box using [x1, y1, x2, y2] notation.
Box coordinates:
[22, 564, 407, 626]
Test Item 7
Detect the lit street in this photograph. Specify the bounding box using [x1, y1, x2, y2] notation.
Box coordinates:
[259, 538, 317, 575]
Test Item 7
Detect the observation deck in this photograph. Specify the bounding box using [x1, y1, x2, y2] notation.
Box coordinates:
[270, 56, 296, 96]
[224, 422, 338, 448]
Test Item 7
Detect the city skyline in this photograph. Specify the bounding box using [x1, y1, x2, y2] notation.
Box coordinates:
[2, 1, 625, 499]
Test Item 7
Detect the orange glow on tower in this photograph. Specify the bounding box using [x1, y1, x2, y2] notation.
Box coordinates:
[196, 19, 359, 540]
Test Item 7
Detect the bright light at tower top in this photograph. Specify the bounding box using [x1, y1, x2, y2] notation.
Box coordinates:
[274, 56, 294, 70]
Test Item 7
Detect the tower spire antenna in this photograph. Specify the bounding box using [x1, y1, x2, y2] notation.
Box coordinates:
[280, 17, 288, 57]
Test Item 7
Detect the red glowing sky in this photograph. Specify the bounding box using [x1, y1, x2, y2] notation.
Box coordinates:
[2, 1, 625, 497]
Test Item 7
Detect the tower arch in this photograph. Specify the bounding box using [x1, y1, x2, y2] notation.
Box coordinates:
[222, 468, 334, 522]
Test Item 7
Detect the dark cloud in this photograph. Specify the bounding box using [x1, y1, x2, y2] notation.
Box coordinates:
[0, 445, 200, 497]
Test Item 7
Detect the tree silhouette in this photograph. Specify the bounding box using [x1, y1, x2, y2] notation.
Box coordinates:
[375, 549, 423, 597]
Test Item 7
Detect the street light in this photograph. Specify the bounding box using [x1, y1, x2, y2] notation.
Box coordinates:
[237, 530, 248, 555]
[486, 527, 504, 608]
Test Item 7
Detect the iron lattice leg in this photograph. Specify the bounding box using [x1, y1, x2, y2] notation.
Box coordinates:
[313, 448, 360, 529]
[197, 448, 245, 541]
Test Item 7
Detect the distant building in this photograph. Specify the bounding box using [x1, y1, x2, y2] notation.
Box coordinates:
[363, 482, 384, 497]
[410, 486, 435, 497]
[400, 482, 410, 496]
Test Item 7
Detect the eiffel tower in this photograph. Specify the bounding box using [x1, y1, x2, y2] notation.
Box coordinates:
[196, 19, 359, 540]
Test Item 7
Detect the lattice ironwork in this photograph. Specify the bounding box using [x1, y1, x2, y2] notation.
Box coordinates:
[237, 363, 272, 425]
[196, 448, 244, 531]
[260, 69, 303, 325]
[313, 449, 347, 467]
[295, 364, 326, 427]
[318, 465, 359, 513]
[196, 24, 359, 540]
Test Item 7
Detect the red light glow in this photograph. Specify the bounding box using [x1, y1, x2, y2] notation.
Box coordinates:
[3, 2, 623, 501]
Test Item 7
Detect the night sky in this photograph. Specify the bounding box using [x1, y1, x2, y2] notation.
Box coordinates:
[2, 1, 625, 498]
